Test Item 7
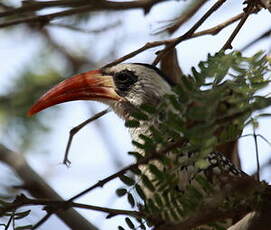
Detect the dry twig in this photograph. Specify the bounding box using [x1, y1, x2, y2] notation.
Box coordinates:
[0, 194, 140, 218]
[153, 0, 228, 65]
[63, 108, 111, 166]
[165, 0, 208, 34]
[221, 1, 256, 50]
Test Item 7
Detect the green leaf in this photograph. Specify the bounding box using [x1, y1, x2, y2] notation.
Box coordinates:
[116, 188, 127, 197]
[125, 217, 135, 229]
[131, 110, 149, 121]
[147, 199, 160, 213]
[125, 120, 140, 128]
[154, 193, 163, 207]
[195, 175, 213, 193]
[127, 193, 135, 207]
[141, 175, 155, 192]
[140, 104, 156, 114]
[14, 210, 31, 220]
[131, 140, 145, 150]
[169, 207, 180, 221]
[186, 184, 203, 201]
[148, 164, 164, 179]
[135, 184, 146, 200]
[119, 175, 135, 186]
[128, 151, 143, 160]
[130, 166, 142, 175]
[118, 226, 125, 230]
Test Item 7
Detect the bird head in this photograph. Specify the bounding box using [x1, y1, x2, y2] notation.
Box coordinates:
[28, 63, 173, 119]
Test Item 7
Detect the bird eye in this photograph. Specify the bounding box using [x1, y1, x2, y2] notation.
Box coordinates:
[115, 72, 130, 82]
[114, 70, 138, 93]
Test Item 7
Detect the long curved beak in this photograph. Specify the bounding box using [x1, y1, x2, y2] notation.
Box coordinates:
[28, 70, 121, 116]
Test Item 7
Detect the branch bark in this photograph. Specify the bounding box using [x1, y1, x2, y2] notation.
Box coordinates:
[105, 10, 251, 67]
[0, 194, 140, 218]
[153, 0, 228, 65]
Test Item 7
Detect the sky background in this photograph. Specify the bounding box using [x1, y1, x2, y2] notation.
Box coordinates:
[0, 0, 271, 229]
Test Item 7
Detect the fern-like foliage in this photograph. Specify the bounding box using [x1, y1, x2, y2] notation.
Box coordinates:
[117, 51, 271, 229]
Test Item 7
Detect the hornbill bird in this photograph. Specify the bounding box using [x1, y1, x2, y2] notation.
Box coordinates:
[28, 63, 246, 225]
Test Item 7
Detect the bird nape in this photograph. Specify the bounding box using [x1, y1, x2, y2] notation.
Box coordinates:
[28, 63, 247, 228]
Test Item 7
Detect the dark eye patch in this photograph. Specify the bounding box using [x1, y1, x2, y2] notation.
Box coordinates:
[113, 70, 138, 96]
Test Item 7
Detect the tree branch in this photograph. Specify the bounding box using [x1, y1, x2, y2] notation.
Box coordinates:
[153, 0, 228, 65]
[68, 138, 185, 202]
[105, 10, 251, 67]
[21, 137, 183, 228]
[165, 0, 209, 34]
[221, 1, 255, 50]
[0, 194, 141, 218]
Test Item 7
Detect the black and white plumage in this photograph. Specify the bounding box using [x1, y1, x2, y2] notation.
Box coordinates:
[28, 63, 246, 222]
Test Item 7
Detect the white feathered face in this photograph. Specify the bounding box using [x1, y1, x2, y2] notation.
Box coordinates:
[28, 63, 172, 119]
[103, 63, 172, 106]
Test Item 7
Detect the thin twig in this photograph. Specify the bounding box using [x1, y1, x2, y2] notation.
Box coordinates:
[153, 0, 228, 65]
[192, 12, 245, 37]
[221, 3, 255, 50]
[253, 124, 260, 181]
[4, 214, 13, 230]
[1, 195, 141, 218]
[32, 213, 52, 230]
[166, 0, 209, 34]
[105, 11, 248, 67]
[104, 41, 170, 68]
[63, 108, 111, 166]
[69, 139, 184, 201]
[240, 133, 271, 146]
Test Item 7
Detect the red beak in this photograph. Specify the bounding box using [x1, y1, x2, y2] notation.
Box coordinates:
[28, 70, 121, 116]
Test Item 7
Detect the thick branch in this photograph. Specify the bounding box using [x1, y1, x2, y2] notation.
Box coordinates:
[0, 194, 140, 218]
[0, 144, 98, 230]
